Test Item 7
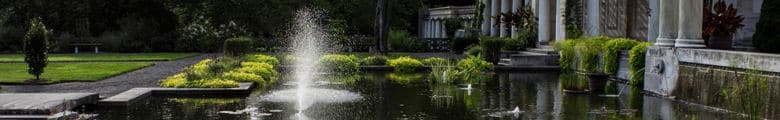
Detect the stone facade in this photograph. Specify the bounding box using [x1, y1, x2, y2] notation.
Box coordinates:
[419, 6, 476, 39]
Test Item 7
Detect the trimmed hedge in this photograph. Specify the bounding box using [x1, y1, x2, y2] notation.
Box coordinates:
[629, 42, 652, 86]
[603, 38, 639, 75]
[479, 36, 505, 64]
[224, 37, 253, 57]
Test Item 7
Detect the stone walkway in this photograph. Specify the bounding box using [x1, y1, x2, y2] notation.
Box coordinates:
[0, 53, 220, 98]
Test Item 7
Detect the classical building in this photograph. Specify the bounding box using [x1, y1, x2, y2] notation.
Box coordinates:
[419, 6, 476, 39]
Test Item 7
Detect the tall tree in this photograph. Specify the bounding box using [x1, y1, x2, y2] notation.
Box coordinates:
[24, 17, 48, 80]
[373, 0, 390, 54]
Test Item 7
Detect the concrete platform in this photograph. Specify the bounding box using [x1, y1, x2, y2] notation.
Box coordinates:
[0, 93, 98, 115]
[99, 82, 255, 106]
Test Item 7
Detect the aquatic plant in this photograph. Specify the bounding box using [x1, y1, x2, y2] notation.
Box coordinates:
[720, 67, 768, 120]
[360, 55, 388, 65]
[553, 39, 579, 72]
[422, 57, 449, 66]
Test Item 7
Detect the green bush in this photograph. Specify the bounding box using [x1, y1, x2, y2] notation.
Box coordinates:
[224, 37, 253, 57]
[389, 30, 424, 52]
[603, 38, 639, 74]
[361, 56, 388, 65]
[388, 57, 424, 73]
[464, 45, 482, 56]
[629, 42, 652, 86]
[207, 57, 241, 75]
[503, 36, 529, 51]
[753, 0, 780, 53]
[23, 17, 49, 80]
[553, 39, 580, 72]
[320, 54, 360, 72]
[161, 73, 188, 88]
[244, 54, 279, 66]
[221, 71, 264, 84]
[422, 57, 449, 66]
[451, 37, 478, 53]
[479, 36, 505, 64]
[193, 78, 240, 88]
[236, 62, 278, 81]
[457, 55, 494, 84]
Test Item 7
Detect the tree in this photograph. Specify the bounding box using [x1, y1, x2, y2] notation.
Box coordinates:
[24, 17, 48, 80]
[753, 0, 780, 53]
[373, 0, 390, 55]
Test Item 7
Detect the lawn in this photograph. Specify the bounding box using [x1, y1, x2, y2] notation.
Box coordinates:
[0, 62, 154, 84]
[0, 53, 199, 62]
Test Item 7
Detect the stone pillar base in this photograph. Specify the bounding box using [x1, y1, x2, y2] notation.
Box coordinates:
[655, 38, 676, 47]
[674, 39, 706, 48]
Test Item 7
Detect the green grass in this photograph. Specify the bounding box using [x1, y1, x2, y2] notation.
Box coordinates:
[0, 53, 199, 62]
[0, 62, 154, 84]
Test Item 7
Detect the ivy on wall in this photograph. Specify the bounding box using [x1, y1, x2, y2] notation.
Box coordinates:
[565, 0, 584, 39]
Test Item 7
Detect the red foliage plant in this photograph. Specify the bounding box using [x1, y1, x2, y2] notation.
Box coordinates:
[702, 0, 745, 40]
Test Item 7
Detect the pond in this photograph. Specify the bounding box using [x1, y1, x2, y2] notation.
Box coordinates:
[96, 71, 737, 120]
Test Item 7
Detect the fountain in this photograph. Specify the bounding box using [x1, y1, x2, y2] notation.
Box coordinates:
[258, 8, 362, 119]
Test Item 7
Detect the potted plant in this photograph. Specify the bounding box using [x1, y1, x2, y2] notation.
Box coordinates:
[702, 0, 744, 50]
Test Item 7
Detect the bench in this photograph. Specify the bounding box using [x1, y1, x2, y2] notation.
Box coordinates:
[69, 43, 102, 53]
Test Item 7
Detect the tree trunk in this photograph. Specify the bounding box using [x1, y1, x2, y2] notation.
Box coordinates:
[373, 0, 390, 55]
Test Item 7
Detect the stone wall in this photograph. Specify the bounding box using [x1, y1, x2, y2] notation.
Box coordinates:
[644, 47, 780, 119]
[675, 64, 780, 119]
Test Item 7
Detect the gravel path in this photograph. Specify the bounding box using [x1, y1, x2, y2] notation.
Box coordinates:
[0, 53, 220, 98]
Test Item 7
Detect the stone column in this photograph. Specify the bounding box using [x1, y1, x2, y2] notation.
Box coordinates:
[554, 0, 566, 40]
[441, 19, 448, 38]
[511, 0, 519, 38]
[425, 20, 432, 38]
[537, 0, 551, 46]
[500, 0, 511, 37]
[655, 0, 678, 47]
[674, 0, 706, 48]
[482, 0, 492, 35]
[431, 19, 441, 38]
[648, 0, 660, 42]
[491, 0, 500, 36]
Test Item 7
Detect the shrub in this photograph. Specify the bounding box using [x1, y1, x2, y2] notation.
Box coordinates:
[184, 59, 215, 81]
[503, 36, 529, 51]
[221, 71, 264, 84]
[361, 56, 388, 65]
[224, 37, 253, 57]
[422, 57, 449, 66]
[161, 73, 188, 88]
[207, 57, 240, 75]
[753, 0, 780, 53]
[244, 54, 280, 66]
[176, 16, 223, 52]
[629, 42, 652, 86]
[479, 36, 505, 64]
[553, 39, 579, 72]
[451, 37, 478, 53]
[388, 30, 424, 52]
[24, 17, 49, 80]
[236, 62, 278, 81]
[194, 78, 240, 88]
[464, 45, 482, 56]
[320, 54, 360, 72]
[602, 38, 639, 74]
[388, 57, 424, 73]
[457, 55, 494, 84]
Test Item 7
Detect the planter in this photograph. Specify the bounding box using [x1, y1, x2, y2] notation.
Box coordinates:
[578, 72, 609, 95]
[708, 33, 733, 50]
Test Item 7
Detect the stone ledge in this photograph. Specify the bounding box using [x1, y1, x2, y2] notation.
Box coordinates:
[98, 82, 255, 107]
[677, 48, 780, 73]
[0, 93, 98, 116]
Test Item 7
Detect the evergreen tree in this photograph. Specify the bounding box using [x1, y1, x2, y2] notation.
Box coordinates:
[24, 17, 48, 80]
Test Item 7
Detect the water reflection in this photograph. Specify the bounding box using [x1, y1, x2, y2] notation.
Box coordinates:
[97, 72, 741, 120]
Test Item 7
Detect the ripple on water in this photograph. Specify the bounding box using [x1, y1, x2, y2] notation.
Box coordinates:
[260, 87, 362, 109]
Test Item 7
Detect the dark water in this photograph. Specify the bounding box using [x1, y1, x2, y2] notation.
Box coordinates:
[97, 72, 737, 120]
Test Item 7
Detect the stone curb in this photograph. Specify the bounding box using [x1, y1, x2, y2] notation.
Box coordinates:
[98, 82, 255, 107]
